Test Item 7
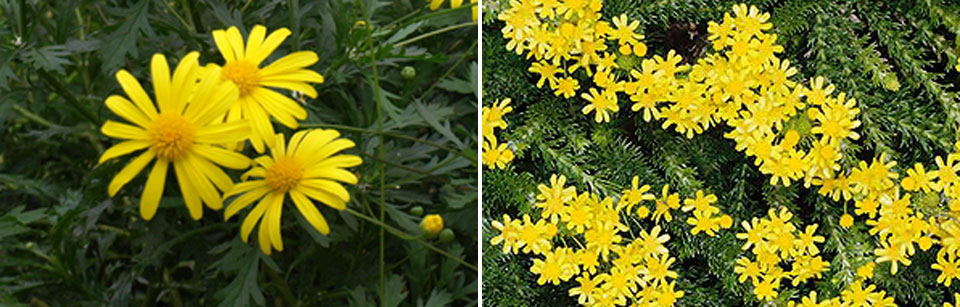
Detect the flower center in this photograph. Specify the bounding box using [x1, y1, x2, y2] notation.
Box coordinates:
[265, 157, 303, 193]
[222, 60, 261, 97]
[148, 114, 195, 161]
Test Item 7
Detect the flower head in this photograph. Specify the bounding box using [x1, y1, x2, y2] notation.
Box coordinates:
[224, 129, 361, 254]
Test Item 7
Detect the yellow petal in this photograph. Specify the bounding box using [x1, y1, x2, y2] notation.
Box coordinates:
[295, 129, 340, 156]
[299, 179, 350, 202]
[225, 186, 270, 219]
[140, 159, 169, 220]
[259, 51, 318, 77]
[430, 0, 443, 10]
[258, 79, 318, 98]
[194, 144, 251, 169]
[314, 155, 363, 169]
[226, 27, 246, 60]
[451, 0, 463, 8]
[246, 102, 274, 153]
[287, 130, 311, 155]
[241, 167, 267, 180]
[195, 120, 250, 144]
[107, 150, 156, 196]
[212, 29, 237, 62]
[170, 52, 201, 111]
[258, 213, 272, 254]
[99, 140, 149, 164]
[248, 27, 292, 66]
[303, 167, 358, 185]
[174, 160, 204, 220]
[299, 185, 347, 210]
[225, 180, 268, 199]
[251, 89, 303, 128]
[290, 190, 330, 234]
[272, 133, 287, 158]
[254, 156, 275, 168]
[150, 54, 173, 113]
[193, 155, 234, 193]
[267, 194, 284, 251]
[244, 25, 267, 61]
[183, 155, 223, 210]
[105, 95, 151, 128]
[259, 69, 324, 85]
[241, 193, 273, 242]
[302, 139, 356, 166]
[115, 70, 157, 118]
[101, 120, 148, 140]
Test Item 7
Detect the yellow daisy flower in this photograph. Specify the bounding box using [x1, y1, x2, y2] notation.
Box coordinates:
[212, 25, 325, 153]
[224, 129, 362, 254]
[99, 52, 250, 221]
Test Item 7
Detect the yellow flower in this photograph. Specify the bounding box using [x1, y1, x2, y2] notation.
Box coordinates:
[490, 214, 523, 253]
[687, 210, 718, 236]
[840, 281, 876, 306]
[482, 98, 513, 140]
[581, 87, 619, 123]
[901, 162, 937, 192]
[212, 25, 325, 153]
[553, 77, 580, 98]
[224, 129, 362, 254]
[857, 262, 875, 280]
[619, 176, 654, 210]
[933, 252, 960, 287]
[681, 190, 719, 214]
[420, 214, 444, 235]
[99, 53, 250, 221]
[568, 273, 598, 305]
[481, 136, 515, 169]
[840, 213, 854, 228]
[536, 174, 576, 223]
[652, 185, 680, 223]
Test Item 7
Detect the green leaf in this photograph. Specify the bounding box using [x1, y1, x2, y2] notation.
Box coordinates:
[212, 239, 266, 307]
[419, 289, 453, 307]
[98, 0, 152, 72]
[25, 45, 70, 74]
[381, 274, 407, 307]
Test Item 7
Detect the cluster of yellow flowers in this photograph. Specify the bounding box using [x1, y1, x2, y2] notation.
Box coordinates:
[490, 174, 738, 306]
[99, 25, 361, 255]
[481, 98, 515, 169]
[500, 0, 960, 303]
[734, 207, 829, 300]
[782, 262, 896, 306]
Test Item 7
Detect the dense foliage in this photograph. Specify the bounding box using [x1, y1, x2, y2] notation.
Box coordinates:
[0, 0, 477, 306]
[482, 0, 960, 305]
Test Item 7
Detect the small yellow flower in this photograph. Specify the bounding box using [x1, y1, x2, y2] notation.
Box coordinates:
[840, 213, 853, 228]
[856, 262, 875, 280]
[420, 214, 444, 235]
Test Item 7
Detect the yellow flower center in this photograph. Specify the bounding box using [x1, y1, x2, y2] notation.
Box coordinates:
[148, 114, 195, 160]
[222, 60, 261, 97]
[265, 157, 303, 193]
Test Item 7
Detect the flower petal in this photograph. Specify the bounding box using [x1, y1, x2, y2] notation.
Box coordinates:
[225, 186, 270, 220]
[101, 120, 148, 140]
[248, 27, 292, 66]
[107, 149, 156, 196]
[115, 70, 157, 118]
[298, 184, 347, 210]
[150, 54, 173, 113]
[241, 193, 273, 242]
[105, 95, 151, 128]
[140, 159, 168, 220]
[259, 51, 318, 77]
[194, 144, 251, 170]
[290, 189, 330, 234]
[174, 160, 204, 220]
[99, 140, 150, 164]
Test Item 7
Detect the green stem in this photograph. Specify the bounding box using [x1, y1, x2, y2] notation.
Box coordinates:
[358, 152, 432, 176]
[265, 264, 298, 307]
[399, 3, 476, 29]
[12, 104, 54, 128]
[359, 2, 387, 302]
[394, 22, 477, 48]
[299, 123, 477, 164]
[37, 70, 98, 124]
[343, 208, 478, 271]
